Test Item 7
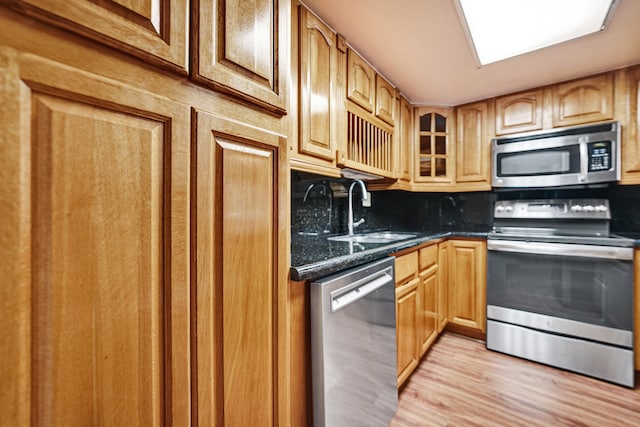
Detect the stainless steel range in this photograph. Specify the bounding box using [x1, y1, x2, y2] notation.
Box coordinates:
[486, 198, 635, 387]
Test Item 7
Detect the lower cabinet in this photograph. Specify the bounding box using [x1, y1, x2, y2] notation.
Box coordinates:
[446, 239, 487, 336]
[396, 278, 420, 387]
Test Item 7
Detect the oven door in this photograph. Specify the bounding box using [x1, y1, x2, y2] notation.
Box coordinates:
[487, 239, 634, 346]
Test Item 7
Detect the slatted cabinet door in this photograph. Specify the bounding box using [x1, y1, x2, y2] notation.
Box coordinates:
[1, 0, 189, 73]
[0, 47, 191, 426]
[193, 110, 287, 426]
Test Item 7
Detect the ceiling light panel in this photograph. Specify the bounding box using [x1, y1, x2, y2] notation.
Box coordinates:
[458, 0, 616, 65]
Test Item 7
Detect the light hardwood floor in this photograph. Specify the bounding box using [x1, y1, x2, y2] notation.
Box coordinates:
[390, 333, 640, 427]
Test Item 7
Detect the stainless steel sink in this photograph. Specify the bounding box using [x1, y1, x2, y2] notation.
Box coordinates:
[327, 231, 417, 244]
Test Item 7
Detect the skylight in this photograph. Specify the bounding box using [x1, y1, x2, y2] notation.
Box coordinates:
[457, 0, 617, 66]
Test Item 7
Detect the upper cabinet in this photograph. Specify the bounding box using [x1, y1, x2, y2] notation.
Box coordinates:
[414, 107, 454, 185]
[376, 74, 396, 126]
[347, 49, 376, 112]
[2, 0, 189, 73]
[621, 65, 640, 185]
[398, 95, 414, 184]
[495, 89, 543, 135]
[192, 0, 288, 114]
[456, 100, 492, 191]
[297, 6, 339, 163]
[495, 73, 616, 135]
[552, 73, 614, 127]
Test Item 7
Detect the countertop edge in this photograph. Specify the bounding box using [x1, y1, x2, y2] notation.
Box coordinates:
[290, 231, 488, 282]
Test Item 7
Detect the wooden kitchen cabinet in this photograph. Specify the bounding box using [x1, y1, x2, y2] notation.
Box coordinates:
[398, 95, 414, 184]
[193, 110, 288, 426]
[414, 107, 455, 185]
[191, 0, 288, 114]
[396, 278, 420, 388]
[0, 0, 189, 73]
[552, 73, 614, 128]
[495, 89, 544, 135]
[437, 241, 450, 332]
[376, 73, 396, 126]
[447, 239, 487, 336]
[294, 5, 342, 172]
[0, 47, 191, 425]
[456, 100, 492, 191]
[418, 244, 439, 356]
[347, 48, 376, 112]
[621, 65, 640, 185]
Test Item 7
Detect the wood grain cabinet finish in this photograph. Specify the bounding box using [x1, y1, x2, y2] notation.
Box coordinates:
[447, 240, 486, 334]
[621, 65, 640, 185]
[376, 74, 396, 126]
[193, 111, 287, 426]
[1, 0, 189, 73]
[0, 47, 191, 425]
[456, 100, 491, 189]
[192, 0, 288, 114]
[347, 48, 375, 112]
[418, 244, 439, 356]
[437, 241, 449, 333]
[298, 5, 337, 161]
[396, 278, 419, 388]
[398, 95, 414, 182]
[495, 90, 544, 135]
[552, 73, 614, 128]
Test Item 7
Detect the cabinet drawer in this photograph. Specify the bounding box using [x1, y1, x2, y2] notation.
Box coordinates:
[395, 251, 418, 285]
[419, 244, 438, 271]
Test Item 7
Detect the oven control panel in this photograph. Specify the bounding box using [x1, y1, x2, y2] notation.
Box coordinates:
[494, 199, 610, 219]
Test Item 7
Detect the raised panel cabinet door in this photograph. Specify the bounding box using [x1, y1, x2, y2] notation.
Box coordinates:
[495, 90, 543, 135]
[419, 268, 438, 356]
[376, 74, 395, 126]
[552, 73, 614, 127]
[437, 241, 449, 332]
[193, 0, 287, 114]
[2, 0, 188, 73]
[396, 279, 419, 387]
[621, 66, 640, 184]
[347, 48, 375, 112]
[456, 101, 490, 187]
[448, 240, 486, 333]
[0, 47, 190, 426]
[298, 6, 337, 161]
[399, 95, 413, 181]
[193, 110, 287, 426]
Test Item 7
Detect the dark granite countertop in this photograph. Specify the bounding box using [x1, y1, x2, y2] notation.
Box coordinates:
[290, 230, 488, 282]
[612, 232, 640, 247]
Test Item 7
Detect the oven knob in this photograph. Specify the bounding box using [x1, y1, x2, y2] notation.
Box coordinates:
[505, 206, 514, 213]
[571, 205, 583, 212]
[583, 205, 595, 212]
[595, 205, 608, 212]
[496, 205, 505, 212]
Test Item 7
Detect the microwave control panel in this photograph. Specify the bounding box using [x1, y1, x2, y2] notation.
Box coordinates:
[588, 141, 612, 172]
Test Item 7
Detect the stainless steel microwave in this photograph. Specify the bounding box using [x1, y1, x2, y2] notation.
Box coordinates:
[492, 121, 620, 189]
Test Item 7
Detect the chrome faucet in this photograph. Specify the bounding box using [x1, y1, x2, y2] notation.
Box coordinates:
[347, 179, 369, 236]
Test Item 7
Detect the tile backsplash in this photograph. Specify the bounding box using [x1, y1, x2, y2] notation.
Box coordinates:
[292, 171, 640, 235]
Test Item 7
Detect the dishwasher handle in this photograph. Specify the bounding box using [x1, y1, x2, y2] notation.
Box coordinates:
[331, 266, 394, 312]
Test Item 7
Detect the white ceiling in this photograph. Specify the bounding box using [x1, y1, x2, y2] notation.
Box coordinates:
[300, 0, 640, 106]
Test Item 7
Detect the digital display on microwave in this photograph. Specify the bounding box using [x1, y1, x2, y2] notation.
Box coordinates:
[497, 145, 581, 177]
[588, 141, 612, 172]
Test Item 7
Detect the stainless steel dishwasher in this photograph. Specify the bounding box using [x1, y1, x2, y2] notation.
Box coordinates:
[310, 257, 398, 427]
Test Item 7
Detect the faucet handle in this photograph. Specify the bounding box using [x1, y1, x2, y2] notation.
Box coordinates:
[353, 218, 365, 228]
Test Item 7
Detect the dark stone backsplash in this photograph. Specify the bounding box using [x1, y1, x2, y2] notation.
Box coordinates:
[292, 171, 640, 235]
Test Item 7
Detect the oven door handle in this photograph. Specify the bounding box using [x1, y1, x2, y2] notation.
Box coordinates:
[487, 239, 634, 261]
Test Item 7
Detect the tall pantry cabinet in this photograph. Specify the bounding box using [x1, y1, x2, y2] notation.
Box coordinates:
[0, 1, 291, 426]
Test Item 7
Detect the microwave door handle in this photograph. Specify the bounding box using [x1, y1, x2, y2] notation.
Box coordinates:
[579, 141, 588, 183]
[487, 239, 633, 261]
